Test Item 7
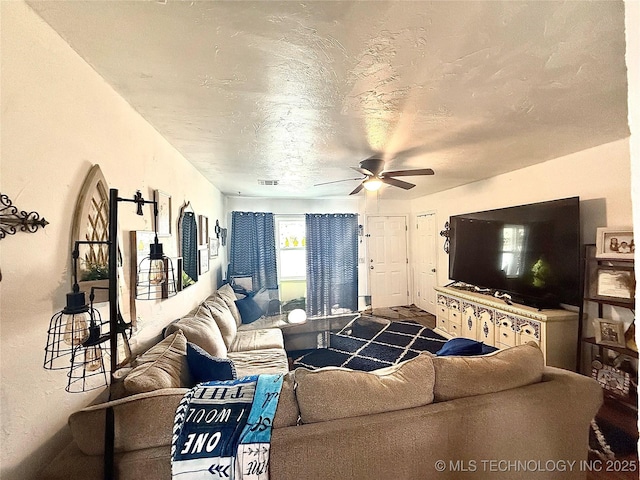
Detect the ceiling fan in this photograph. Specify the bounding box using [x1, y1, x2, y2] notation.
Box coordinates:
[316, 157, 435, 195]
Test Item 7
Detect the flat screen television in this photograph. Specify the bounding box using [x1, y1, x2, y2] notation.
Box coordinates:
[448, 197, 580, 309]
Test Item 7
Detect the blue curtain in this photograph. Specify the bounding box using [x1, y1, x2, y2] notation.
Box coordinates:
[306, 213, 358, 317]
[229, 211, 278, 290]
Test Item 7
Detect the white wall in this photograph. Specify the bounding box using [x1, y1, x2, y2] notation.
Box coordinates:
[0, 3, 224, 478]
[225, 196, 363, 216]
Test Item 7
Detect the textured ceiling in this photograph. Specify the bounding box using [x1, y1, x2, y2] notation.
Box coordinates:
[28, 0, 629, 199]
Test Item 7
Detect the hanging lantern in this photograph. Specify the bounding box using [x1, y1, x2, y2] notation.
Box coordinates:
[136, 239, 177, 300]
[44, 289, 99, 371]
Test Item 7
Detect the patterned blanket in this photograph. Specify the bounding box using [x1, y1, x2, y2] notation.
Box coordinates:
[171, 374, 284, 480]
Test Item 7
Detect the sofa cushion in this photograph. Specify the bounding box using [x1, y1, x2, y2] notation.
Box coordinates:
[235, 295, 264, 324]
[165, 305, 228, 358]
[230, 328, 284, 352]
[227, 348, 290, 377]
[237, 314, 288, 331]
[205, 294, 238, 348]
[124, 331, 187, 395]
[216, 283, 242, 327]
[186, 342, 237, 384]
[432, 341, 544, 402]
[436, 337, 484, 356]
[295, 353, 435, 424]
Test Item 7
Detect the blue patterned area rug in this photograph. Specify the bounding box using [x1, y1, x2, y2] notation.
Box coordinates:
[292, 317, 449, 371]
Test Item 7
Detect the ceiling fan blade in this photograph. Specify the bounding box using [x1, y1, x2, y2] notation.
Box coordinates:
[349, 183, 364, 195]
[382, 168, 434, 177]
[381, 177, 415, 190]
[314, 177, 363, 186]
[351, 166, 374, 176]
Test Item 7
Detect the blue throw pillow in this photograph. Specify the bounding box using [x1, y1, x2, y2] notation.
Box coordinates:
[235, 295, 264, 324]
[186, 342, 237, 384]
[436, 337, 484, 356]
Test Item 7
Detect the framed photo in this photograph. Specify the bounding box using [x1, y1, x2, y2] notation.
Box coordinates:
[198, 247, 209, 274]
[595, 267, 635, 300]
[198, 215, 209, 247]
[155, 190, 171, 237]
[593, 318, 626, 347]
[591, 361, 630, 398]
[209, 237, 219, 258]
[596, 227, 634, 259]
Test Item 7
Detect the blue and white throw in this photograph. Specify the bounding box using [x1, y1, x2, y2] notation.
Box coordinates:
[171, 374, 284, 480]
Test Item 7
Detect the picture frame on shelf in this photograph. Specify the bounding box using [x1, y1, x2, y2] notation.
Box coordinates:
[593, 318, 627, 348]
[155, 190, 172, 237]
[595, 227, 634, 260]
[591, 360, 631, 398]
[595, 267, 635, 300]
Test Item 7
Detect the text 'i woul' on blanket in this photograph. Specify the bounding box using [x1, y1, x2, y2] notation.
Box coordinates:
[171, 374, 284, 479]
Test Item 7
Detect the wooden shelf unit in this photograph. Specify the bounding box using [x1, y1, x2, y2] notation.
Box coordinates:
[576, 244, 638, 450]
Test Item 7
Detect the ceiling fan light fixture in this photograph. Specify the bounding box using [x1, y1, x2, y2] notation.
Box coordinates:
[363, 177, 383, 191]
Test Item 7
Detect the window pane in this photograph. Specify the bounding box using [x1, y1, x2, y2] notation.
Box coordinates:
[279, 220, 306, 249]
[280, 249, 306, 279]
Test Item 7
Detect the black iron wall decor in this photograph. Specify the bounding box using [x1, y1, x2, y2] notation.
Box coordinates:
[214, 219, 228, 246]
[0, 193, 49, 239]
[440, 221, 451, 254]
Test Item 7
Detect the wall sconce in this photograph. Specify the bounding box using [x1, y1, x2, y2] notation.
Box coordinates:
[0, 192, 49, 239]
[215, 219, 228, 246]
[439, 221, 451, 254]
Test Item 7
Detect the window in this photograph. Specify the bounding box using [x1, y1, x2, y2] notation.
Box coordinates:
[276, 216, 306, 280]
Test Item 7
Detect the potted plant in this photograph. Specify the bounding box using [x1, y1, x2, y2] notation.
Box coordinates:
[78, 261, 110, 304]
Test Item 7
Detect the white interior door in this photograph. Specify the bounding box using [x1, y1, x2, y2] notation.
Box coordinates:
[415, 213, 437, 314]
[368, 216, 409, 309]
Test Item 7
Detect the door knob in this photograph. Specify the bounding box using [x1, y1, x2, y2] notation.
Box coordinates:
[370, 266, 374, 270]
[431, 268, 436, 273]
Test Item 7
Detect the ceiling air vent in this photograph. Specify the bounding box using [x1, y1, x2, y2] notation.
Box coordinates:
[258, 179, 279, 186]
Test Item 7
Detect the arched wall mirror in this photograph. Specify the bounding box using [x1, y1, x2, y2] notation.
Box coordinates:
[71, 165, 110, 303]
[178, 201, 198, 288]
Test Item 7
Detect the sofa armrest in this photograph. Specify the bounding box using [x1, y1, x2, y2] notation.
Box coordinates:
[541, 366, 603, 417]
[69, 388, 189, 456]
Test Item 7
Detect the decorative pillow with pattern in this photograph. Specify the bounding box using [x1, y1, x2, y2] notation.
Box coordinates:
[186, 342, 237, 384]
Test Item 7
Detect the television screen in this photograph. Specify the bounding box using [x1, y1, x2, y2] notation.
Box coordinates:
[448, 197, 580, 308]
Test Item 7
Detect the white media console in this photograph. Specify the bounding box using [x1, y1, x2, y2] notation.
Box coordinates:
[434, 285, 578, 370]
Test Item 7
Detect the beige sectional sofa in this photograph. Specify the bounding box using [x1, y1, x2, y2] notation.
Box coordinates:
[41, 285, 603, 480]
